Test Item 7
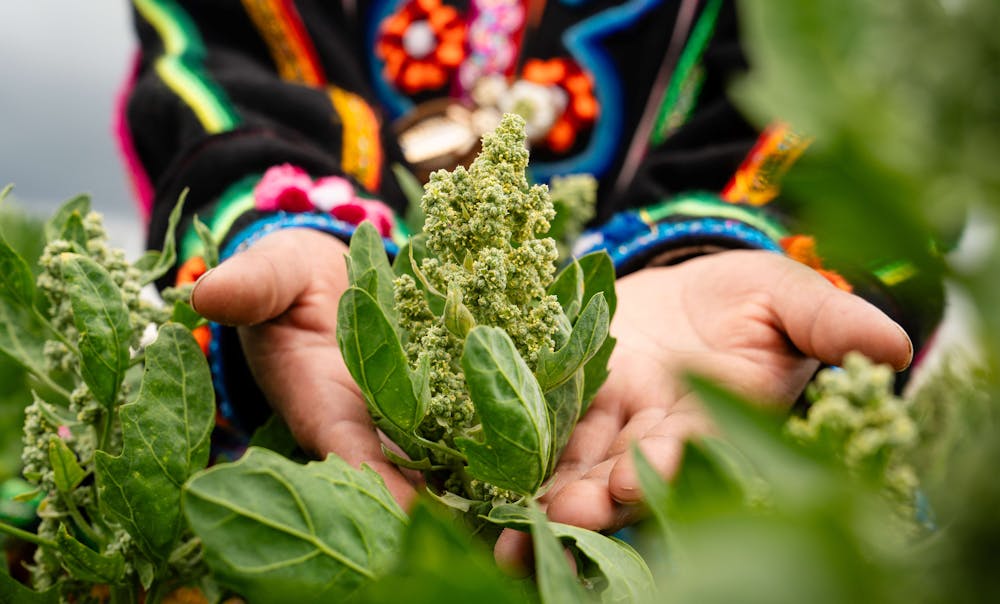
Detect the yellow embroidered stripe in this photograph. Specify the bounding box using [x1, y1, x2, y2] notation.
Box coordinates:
[133, 0, 240, 133]
[329, 87, 384, 191]
[239, 0, 325, 86]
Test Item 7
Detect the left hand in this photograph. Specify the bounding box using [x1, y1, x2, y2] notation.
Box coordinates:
[495, 249, 912, 566]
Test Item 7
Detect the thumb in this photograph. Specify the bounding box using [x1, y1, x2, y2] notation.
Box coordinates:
[190, 228, 349, 326]
[771, 264, 913, 371]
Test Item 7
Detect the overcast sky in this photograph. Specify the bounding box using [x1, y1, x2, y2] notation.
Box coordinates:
[0, 2, 140, 253]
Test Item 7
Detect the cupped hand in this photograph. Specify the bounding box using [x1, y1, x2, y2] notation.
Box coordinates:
[495, 249, 912, 565]
[190, 228, 418, 508]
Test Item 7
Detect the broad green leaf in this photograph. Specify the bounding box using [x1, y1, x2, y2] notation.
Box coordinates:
[549, 259, 585, 322]
[0, 298, 48, 380]
[192, 214, 219, 268]
[528, 503, 592, 604]
[347, 221, 398, 324]
[94, 324, 214, 563]
[631, 446, 677, 559]
[456, 326, 550, 495]
[61, 254, 133, 410]
[58, 211, 88, 250]
[392, 163, 427, 234]
[0, 233, 36, 309]
[138, 190, 186, 285]
[0, 571, 58, 603]
[43, 194, 90, 243]
[488, 504, 656, 604]
[170, 300, 204, 331]
[54, 525, 125, 585]
[582, 336, 615, 415]
[687, 375, 829, 499]
[544, 369, 584, 476]
[337, 287, 426, 435]
[48, 437, 85, 493]
[536, 293, 609, 392]
[577, 252, 617, 317]
[248, 413, 300, 458]
[360, 500, 526, 604]
[183, 447, 406, 603]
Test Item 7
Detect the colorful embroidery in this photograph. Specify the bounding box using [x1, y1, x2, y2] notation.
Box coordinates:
[458, 0, 529, 97]
[180, 176, 257, 262]
[531, 0, 663, 182]
[253, 164, 397, 237]
[328, 87, 385, 191]
[239, 0, 326, 86]
[780, 235, 853, 292]
[133, 0, 240, 133]
[722, 122, 812, 206]
[174, 256, 212, 353]
[649, 0, 722, 145]
[521, 57, 598, 153]
[641, 192, 788, 243]
[873, 259, 918, 287]
[115, 53, 157, 220]
[376, 0, 467, 94]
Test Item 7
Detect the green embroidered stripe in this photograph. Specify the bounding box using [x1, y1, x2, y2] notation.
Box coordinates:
[650, 0, 723, 145]
[180, 176, 258, 261]
[642, 193, 788, 242]
[873, 260, 918, 287]
[134, 0, 241, 133]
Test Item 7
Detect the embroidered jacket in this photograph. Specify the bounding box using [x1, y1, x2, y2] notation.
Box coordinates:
[120, 0, 941, 438]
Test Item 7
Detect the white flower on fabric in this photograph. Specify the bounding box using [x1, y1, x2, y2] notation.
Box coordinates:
[310, 176, 356, 211]
[402, 20, 437, 60]
[498, 80, 567, 141]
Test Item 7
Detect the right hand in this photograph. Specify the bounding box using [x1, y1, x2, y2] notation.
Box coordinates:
[190, 227, 419, 508]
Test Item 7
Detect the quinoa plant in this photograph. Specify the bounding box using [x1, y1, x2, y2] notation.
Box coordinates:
[336, 113, 616, 514]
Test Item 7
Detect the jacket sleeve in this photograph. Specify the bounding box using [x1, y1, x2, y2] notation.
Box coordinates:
[121, 0, 408, 437]
[572, 0, 943, 378]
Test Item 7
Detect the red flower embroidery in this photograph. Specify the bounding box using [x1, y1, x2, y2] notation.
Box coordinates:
[377, 0, 467, 94]
[522, 58, 598, 153]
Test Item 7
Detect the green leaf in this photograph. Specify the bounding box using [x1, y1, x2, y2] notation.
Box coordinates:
[58, 211, 88, 250]
[183, 447, 406, 603]
[577, 252, 617, 318]
[54, 525, 125, 585]
[43, 194, 90, 244]
[347, 221, 398, 324]
[48, 437, 85, 493]
[360, 500, 526, 604]
[488, 504, 656, 603]
[444, 287, 476, 339]
[94, 324, 214, 563]
[456, 326, 551, 495]
[139, 189, 186, 285]
[192, 214, 219, 268]
[60, 254, 133, 410]
[549, 259, 585, 322]
[631, 445, 676, 557]
[581, 336, 615, 415]
[536, 293, 609, 392]
[528, 503, 592, 604]
[248, 413, 300, 458]
[0, 298, 48, 380]
[337, 287, 426, 435]
[170, 300, 205, 331]
[544, 369, 584, 476]
[0, 232, 37, 310]
[0, 571, 58, 603]
[392, 163, 427, 234]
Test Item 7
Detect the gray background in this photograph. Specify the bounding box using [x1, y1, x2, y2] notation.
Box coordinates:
[0, 2, 140, 254]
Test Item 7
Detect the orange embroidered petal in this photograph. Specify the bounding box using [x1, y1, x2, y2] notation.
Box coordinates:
[176, 256, 208, 285]
[818, 269, 853, 293]
[436, 41, 465, 67]
[780, 235, 821, 269]
[429, 5, 459, 29]
[546, 118, 576, 153]
[193, 325, 212, 355]
[573, 95, 598, 121]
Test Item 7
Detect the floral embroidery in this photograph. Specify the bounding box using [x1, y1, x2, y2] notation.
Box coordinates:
[781, 235, 853, 292]
[377, 0, 467, 94]
[253, 164, 397, 237]
[521, 58, 598, 153]
[175, 255, 212, 354]
[458, 0, 528, 96]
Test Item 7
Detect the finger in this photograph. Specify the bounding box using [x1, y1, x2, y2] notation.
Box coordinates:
[543, 397, 624, 500]
[770, 262, 913, 371]
[493, 529, 534, 577]
[545, 470, 640, 532]
[191, 228, 349, 326]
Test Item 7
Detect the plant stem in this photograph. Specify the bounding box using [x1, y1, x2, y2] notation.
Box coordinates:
[60, 492, 105, 548]
[416, 436, 466, 461]
[109, 582, 138, 604]
[0, 520, 57, 549]
[33, 307, 81, 357]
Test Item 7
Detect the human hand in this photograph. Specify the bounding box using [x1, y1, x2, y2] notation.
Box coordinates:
[495, 249, 912, 565]
[190, 228, 419, 508]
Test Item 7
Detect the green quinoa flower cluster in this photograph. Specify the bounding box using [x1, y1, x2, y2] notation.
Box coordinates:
[397, 114, 563, 444]
[787, 352, 919, 521]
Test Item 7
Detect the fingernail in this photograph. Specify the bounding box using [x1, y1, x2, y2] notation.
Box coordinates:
[189, 267, 215, 315]
[896, 323, 913, 371]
